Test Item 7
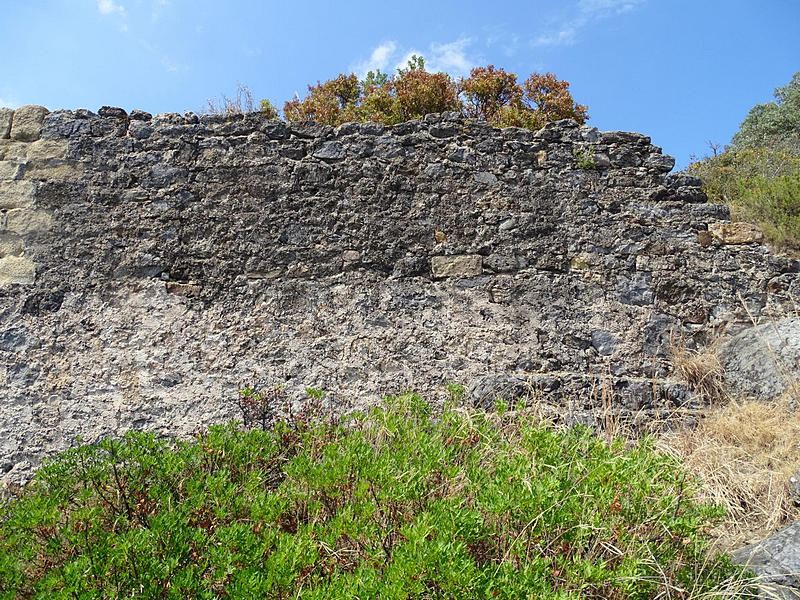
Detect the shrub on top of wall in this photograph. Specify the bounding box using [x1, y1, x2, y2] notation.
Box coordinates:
[282, 56, 588, 130]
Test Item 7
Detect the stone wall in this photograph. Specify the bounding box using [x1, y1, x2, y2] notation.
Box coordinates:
[1, 105, 798, 485]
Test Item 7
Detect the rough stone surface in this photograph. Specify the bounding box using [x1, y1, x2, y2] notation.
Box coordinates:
[733, 521, 800, 599]
[9, 105, 49, 142]
[430, 255, 483, 278]
[709, 221, 765, 244]
[0, 112, 799, 486]
[0, 256, 35, 285]
[0, 180, 35, 209]
[717, 317, 800, 401]
[789, 470, 800, 506]
[0, 108, 12, 139]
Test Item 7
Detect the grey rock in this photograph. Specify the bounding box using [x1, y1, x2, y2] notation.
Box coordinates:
[0, 108, 12, 139]
[718, 317, 800, 401]
[9, 105, 49, 141]
[129, 110, 152, 121]
[313, 141, 346, 160]
[473, 171, 497, 185]
[789, 470, 800, 506]
[429, 124, 459, 138]
[645, 153, 675, 172]
[591, 330, 617, 356]
[616, 272, 654, 306]
[732, 521, 800, 599]
[469, 374, 532, 409]
[128, 120, 154, 139]
[359, 121, 384, 136]
[98, 106, 128, 119]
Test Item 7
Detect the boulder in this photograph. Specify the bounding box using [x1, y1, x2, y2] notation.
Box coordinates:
[9, 105, 49, 142]
[0, 108, 12, 139]
[732, 520, 800, 599]
[717, 317, 800, 401]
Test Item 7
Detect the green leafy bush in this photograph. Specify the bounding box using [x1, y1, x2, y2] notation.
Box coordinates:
[688, 73, 800, 253]
[732, 72, 800, 153]
[0, 395, 745, 599]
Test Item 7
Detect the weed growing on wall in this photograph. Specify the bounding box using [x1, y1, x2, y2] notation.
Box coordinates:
[0, 395, 749, 599]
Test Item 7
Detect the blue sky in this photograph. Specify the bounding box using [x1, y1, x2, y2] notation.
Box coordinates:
[1, 1, 798, 168]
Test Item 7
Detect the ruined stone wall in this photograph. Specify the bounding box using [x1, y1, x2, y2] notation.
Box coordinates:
[1, 104, 798, 484]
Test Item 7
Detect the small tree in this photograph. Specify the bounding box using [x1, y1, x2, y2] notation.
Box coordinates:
[732, 72, 800, 152]
[460, 65, 523, 122]
[283, 73, 361, 125]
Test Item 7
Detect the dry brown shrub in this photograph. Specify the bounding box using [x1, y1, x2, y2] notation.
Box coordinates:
[670, 333, 727, 403]
[657, 399, 800, 552]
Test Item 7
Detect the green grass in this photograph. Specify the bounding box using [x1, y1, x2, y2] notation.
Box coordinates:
[0, 395, 748, 599]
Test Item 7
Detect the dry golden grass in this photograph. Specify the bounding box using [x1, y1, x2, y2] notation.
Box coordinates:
[656, 398, 800, 552]
[670, 333, 727, 403]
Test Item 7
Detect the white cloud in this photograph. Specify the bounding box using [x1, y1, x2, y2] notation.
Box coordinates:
[350, 41, 398, 77]
[352, 38, 479, 80]
[161, 56, 180, 73]
[533, 0, 644, 47]
[0, 97, 18, 109]
[426, 39, 474, 76]
[97, 0, 125, 15]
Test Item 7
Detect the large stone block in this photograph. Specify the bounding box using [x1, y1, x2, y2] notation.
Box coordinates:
[0, 255, 35, 285]
[0, 108, 12, 139]
[718, 316, 800, 401]
[23, 159, 81, 180]
[10, 105, 50, 142]
[430, 255, 483, 278]
[0, 161, 22, 180]
[4, 208, 52, 235]
[25, 139, 68, 159]
[0, 180, 35, 209]
[0, 234, 23, 257]
[708, 222, 764, 245]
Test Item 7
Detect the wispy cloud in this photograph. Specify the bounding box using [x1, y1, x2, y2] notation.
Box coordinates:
[351, 38, 479, 79]
[0, 97, 18, 109]
[533, 0, 645, 47]
[350, 41, 398, 77]
[97, 0, 125, 16]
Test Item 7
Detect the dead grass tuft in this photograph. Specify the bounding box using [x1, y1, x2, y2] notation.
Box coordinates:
[657, 399, 800, 552]
[670, 332, 727, 403]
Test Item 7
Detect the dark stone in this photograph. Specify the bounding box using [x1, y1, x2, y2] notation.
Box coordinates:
[733, 521, 800, 600]
[591, 330, 617, 356]
[468, 374, 532, 409]
[22, 291, 65, 316]
[98, 106, 128, 119]
[129, 110, 152, 121]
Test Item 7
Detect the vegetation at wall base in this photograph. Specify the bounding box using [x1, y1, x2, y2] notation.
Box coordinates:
[0, 395, 750, 599]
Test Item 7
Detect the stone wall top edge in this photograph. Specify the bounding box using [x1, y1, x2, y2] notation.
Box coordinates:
[28, 105, 665, 151]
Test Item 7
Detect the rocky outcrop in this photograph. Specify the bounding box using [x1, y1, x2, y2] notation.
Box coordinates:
[1, 106, 798, 485]
[733, 521, 800, 599]
[718, 317, 800, 401]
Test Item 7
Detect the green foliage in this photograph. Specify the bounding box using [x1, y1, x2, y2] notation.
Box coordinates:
[732, 72, 800, 153]
[573, 147, 597, 170]
[688, 75, 800, 253]
[259, 98, 279, 119]
[444, 382, 466, 404]
[282, 58, 588, 131]
[0, 396, 747, 599]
